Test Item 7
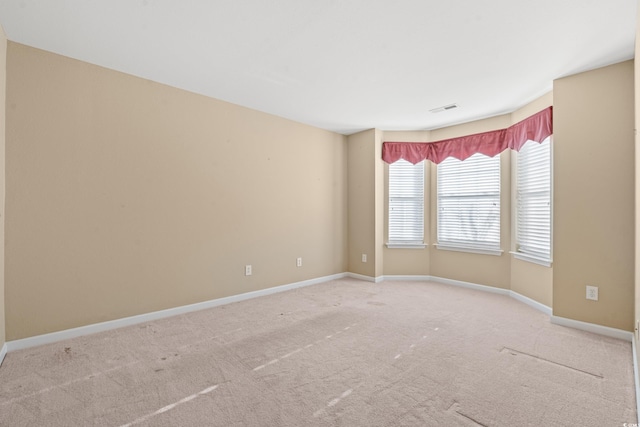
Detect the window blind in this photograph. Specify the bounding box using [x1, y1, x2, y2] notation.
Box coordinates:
[437, 153, 500, 250]
[516, 137, 551, 261]
[388, 159, 425, 244]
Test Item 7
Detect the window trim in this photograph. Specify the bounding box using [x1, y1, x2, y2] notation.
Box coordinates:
[436, 243, 503, 256]
[386, 242, 427, 249]
[510, 251, 552, 267]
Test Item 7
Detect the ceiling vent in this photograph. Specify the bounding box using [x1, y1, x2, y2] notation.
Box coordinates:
[429, 103, 459, 113]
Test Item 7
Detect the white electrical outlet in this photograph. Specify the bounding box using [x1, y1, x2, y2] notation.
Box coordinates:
[362, 254, 367, 263]
[245, 265, 252, 276]
[586, 285, 598, 301]
[296, 257, 302, 267]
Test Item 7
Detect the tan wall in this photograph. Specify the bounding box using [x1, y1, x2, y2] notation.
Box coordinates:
[373, 129, 385, 278]
[0, 26, 6, 349]
[382, 130, 431, 276]
[510, 259, 552, 306]
[509, 92, 553, 307]
[553, 60, 634, 330]
[5, 43, 348, 340]
[347, 129, 377, 277]
[635, 0, 640, 351]
[429, 115, 512, 289]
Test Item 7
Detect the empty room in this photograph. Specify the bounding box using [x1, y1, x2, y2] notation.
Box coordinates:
[0, 1, 639, 426]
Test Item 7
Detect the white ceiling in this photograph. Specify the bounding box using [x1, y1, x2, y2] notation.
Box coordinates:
[0, 0, 636, 135]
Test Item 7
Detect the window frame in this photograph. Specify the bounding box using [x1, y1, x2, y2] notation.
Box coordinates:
[386, 159, 426, 249]
[512, 136, 553, 267]
[436, 152, 502, 256]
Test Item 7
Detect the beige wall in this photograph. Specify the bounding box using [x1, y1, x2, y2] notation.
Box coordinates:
[346, 128, 385, 279]
[373, 129, 385, 278]
[5, 43, 348, 340]
[510, 259, 552, 306]
[0, 26, 6, 350]
[347, 129, 378, 277]
[635, 0, 640, 352]
[553, 60, 634, 331]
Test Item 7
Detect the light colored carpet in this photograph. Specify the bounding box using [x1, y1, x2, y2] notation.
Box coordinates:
[0, 278, 636, 426]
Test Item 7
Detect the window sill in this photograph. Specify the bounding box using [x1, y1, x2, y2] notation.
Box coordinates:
[510, 251, 552, 267]
[435, 244, 503, 256]
[386, 242, 427, 249]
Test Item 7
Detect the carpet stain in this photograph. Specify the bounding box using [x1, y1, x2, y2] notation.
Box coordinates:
[501, 347, 604, 379]
[253, 324, 359, 372]
[119, 384, 219, 427]
[447, 401, 488, 427]
[367, 301, 386, 306]
[314, 388, 354, 417]
[456, 410, 488, 427]
[0, 361, 142, 406]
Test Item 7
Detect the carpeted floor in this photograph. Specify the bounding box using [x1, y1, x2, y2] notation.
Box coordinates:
[0, 278, 636, 426]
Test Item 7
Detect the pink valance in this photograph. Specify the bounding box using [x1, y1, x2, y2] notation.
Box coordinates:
[382, 106, 552, 164]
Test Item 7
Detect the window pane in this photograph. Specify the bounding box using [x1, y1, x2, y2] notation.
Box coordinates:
[516, 137, 551, 260]
[389, 159, 424, 243]
[437, 153, 500, 249]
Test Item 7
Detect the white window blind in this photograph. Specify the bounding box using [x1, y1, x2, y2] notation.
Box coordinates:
[437, 153, 500, 252]
[388, 159, 425, 245]
[516, 137, 551, 263]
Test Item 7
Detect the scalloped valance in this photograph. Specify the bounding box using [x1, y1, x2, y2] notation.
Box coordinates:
[382, 106, 552, 164]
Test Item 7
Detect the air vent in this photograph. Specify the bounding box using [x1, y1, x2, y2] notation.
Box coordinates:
[429, 103, 459, 113]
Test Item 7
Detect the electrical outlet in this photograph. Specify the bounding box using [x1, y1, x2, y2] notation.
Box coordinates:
[362, 254, 367, 263]
[245, 265, 252, 276]
[586, 285, 598, 301]
[296, 257, 302, 267]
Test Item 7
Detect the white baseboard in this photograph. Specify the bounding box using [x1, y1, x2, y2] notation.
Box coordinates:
[0, 343, 7, 367]
[346, 272, 382, 283]
[551, 315, 634, 342]
[382, 275, 431, 281]
[374, 275, 633, 345]
[429, 275, 511, 296]
[509, 290, 552, 316]
[6, 272, 349, 352]
[633, 335, 640, 423]
[384, 274, 551, 314]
